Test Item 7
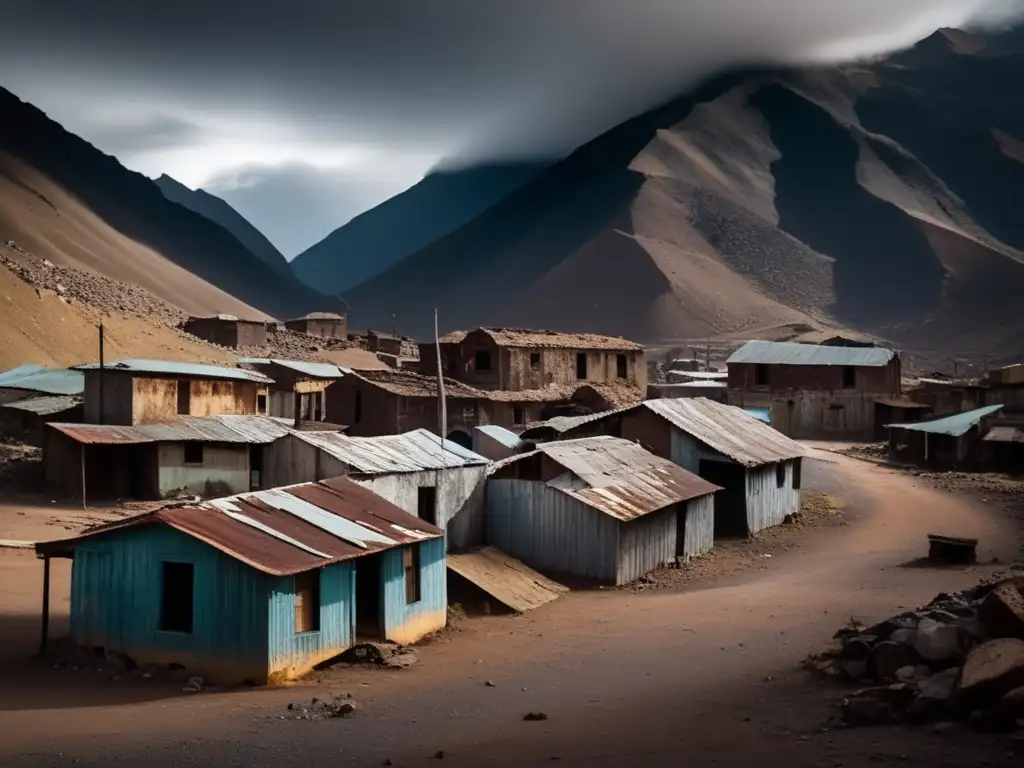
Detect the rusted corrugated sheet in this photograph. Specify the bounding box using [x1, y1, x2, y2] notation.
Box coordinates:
[37, 476, 443, 576]
[446, 547, 568, 612]
[47, 415, 294, 445]
[292, 428, 488, 473]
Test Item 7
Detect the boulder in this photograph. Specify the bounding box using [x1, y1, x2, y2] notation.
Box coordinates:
[908, 666, 961, 721]
[960, 639, 1024, 704]
[978, 581, 1024, 640]
[999, 685, 1024, 717]
[890, 628, 917, 646]
[914, 618, 961, 663]
[871, 641, 917, 682]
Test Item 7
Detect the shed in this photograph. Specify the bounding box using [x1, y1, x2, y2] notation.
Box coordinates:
[983, 426, 1024, 474]
[238, 358, 348, 422]
[264, 428, 489, 551]
[35, 476, 445, 685]
[182, 315, 268, 349]
[0, 395, 83, 445]
[487, 436, 722, 585]
[887, 405, 1004, 471]
[284, 312, 348, 340]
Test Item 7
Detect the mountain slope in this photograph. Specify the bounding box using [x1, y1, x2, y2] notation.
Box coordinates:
[342, 27, 1024, 360]
[154, 174, 293, 280]
[290, 163, 546, 295]
[0, 86, 341, 320]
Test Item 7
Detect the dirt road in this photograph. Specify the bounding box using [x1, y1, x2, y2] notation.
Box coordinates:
[1, 450, 1021, 767]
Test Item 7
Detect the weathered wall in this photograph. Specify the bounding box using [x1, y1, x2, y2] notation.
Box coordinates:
[83, 370, 133, 424]
[680, 494, 715, 560]
[324, 377, 400, 436]
[183, 319, 267, 349]
[728, 359, 900, 394]
[380, 537, 447, 645]
[728, 390, 879, 440]
[67, 525, 270, 686]
[985, 384, 1024, 414]
[615, 506, 676, 585]
[487, 479, 620, 583]
[266, 562, 354, 682]
[126, 377, 259, 425]
[745, 461, 801, 535]
[157, 442, 250, 498]
[286, 318, 348, 339]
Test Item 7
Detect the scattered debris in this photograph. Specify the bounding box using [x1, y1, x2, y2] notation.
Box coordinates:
[928, 534, 979, 565]
[182, 676, 205, 693]
[284, 694, 358, 720]
[485, 680, 496, 687]
[523, 712, 549, 722]
[319, 642, 419, 671]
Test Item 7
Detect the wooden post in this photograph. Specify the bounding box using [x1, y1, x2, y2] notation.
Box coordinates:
[39, 555, 51, 657]
[80, 444, 87, 511]
[98, 323, 105, 424]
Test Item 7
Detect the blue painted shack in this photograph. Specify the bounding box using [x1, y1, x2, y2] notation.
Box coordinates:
[35, 476, 446, 685]
[487, 436, 722, 585]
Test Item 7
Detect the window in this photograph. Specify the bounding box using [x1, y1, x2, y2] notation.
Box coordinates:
[159, 562, 194, 634]
[576, 353, 588, 380]
[256, 393, 267, 414]
[513, 405, 524, 425]
[475, 350, 491, 371]
[776, 462, 786, 488]
[530, 353, 541, 371]
[183, 442, 203, 465]
[793, 458, 802, 490]
[417, 486, 437, 527]
[842, 366, 857, 389]
[176, 380, 191, 415]
[403, 546, 421, 605]
[354, 391, 362, 423]
[755, 364, 769, 387]
[616, 354, 628, 379]
[294, 571, 321, 633]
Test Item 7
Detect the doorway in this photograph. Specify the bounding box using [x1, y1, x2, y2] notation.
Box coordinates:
[417, 486, 438, 526]
[249, 445, 264, 490]
[355, 554, 383, 640]
[698, 459, 748, 538]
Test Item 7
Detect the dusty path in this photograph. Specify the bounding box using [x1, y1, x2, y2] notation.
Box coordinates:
[1, 450, 1021, 767]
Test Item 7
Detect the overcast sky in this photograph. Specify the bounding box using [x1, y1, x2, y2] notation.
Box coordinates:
[1, 1, 1022, 257]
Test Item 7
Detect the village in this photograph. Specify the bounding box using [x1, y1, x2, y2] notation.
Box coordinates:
[1, 312, 1024, 767]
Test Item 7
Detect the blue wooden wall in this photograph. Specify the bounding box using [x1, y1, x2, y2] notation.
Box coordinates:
[381, 537, 447, 645]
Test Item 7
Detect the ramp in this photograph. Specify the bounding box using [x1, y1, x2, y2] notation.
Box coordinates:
[447, 547, 568, 612]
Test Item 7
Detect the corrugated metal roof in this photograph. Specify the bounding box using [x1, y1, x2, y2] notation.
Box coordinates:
[1, 394, 82, 416]
[0, 366, 84, 395]
[520, 410, 617, 438]
[446, 547, 567, 612]
[74, 359, 273, 383]
[473, 425, 523, 449]
[290, 428, 488, 473]
[48, 415, 294, 445]
[664, 380, 727, 388]
[984, 426, 1024, 443]
[239, 359, 349, 379]
[886, 405, 1004, 437]
[36, 476, 443, 576]
[642, 398, 805, 466]
[666, 370, 727, 381]
[726, 340, 895, 367]
[536, 436, 720, 520]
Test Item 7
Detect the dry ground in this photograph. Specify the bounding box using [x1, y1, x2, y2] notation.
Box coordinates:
[0, 448, 1022, 767]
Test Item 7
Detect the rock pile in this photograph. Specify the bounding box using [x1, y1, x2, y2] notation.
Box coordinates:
[322, 642, 420, 670]
[284, 694, 357, 720]
[808, 578, 1024, 731]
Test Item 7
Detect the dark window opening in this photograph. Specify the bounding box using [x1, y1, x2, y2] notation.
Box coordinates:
[256, 393, 267, 414]
[513, 405, 524, 425]
[576, 353, 588, 380]
[417, 486, 437, 527]
[183, 442, 203, 465]
[755, 364, 769, 386]
[776, 463, 786, 488]
[176, 381, 191, 415]
[793, 459, 802, 489]
[159, 562, 194, 634]
[475, 350, 491, 371]
[530, 353, 541, 371]
[616, 354, 628, 379]
[354, 391, 362, 423]
[294, 570, 321, 633]
[842, 366, 857, 389]
[404, 546, 421, 605]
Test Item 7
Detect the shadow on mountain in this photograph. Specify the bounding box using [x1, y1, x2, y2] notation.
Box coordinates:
[750, 84, 946, 325]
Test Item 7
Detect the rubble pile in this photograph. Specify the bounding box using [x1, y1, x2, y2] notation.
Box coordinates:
[320, 642, 420, 670]
[236, 328, 361, 363]
[283, 694, 357, 720]
[807, 578, 1024, 732]
[46, 639, 211, 686]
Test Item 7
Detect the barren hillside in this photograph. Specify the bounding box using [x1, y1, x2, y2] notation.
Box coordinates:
[341, 27, 1024, 361]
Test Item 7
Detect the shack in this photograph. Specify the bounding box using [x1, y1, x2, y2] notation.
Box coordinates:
[982, 425, 1024, 474]
[726, 340, 901, 440]
[887, 405, 1004, 471]
[0, 364, 84, 403]
[44, 415, 293, 500]
[264, 428, 489, 551]
[907, 377, 987, 418]
[284, 312, 348, 340]
[238, 358, 347, 422]
[35, 476, 445, 685]
[74, 359, 273, 425]
[182, 315, 268, 349]
[0, 395, 83, 445]
[524, 398, 806, 538]
[487, 436, 721, 585]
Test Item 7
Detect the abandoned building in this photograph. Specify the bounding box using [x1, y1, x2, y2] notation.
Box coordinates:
[907, 377, 987, 418]
[35, 476, 445, 685]
[982, 425, 1024, 474]
[887, 404, 1005, 471]
[418, 328, 647, 393]
[486, 436, 721, 585]
[0, 364, 84, 403]
[262, 428, 489, 551]
[522, 397, 805, 538]
[649, 379, 727, 402]
[43, 415, 293, 501]
[238, 358, 347, 422]
[73, 359, 272, 426]
[725, 340, 901, 440]
[182, 315, 268, 349]
[0, 395, 83, 446]
[284, 312, 348, 339]
[984, 363, 1024, 417]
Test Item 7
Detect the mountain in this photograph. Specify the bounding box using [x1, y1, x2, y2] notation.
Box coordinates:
[154, 174, 293, 280]
[290, 163, 546, 295]
[341, 27, 1024, 362]
[0, 86, 341, 320]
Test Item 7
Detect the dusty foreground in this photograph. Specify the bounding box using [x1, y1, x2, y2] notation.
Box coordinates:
[1, 450, 1022, 767]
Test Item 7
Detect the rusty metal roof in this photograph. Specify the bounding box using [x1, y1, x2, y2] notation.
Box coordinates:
[498, 436, 721, 521]
[291, 428, 488, 473]
[642, 398, 805, 466]
[47, 415, 294, 445]
[74, 359, 273, 383]
[36, 476, 443, 576]
[727, 340, 895, 367]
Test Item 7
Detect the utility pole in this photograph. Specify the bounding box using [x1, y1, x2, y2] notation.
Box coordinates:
[392, 312, 397, 340]
[434, 309, 447, 466]
[98, 322, 105, 424]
